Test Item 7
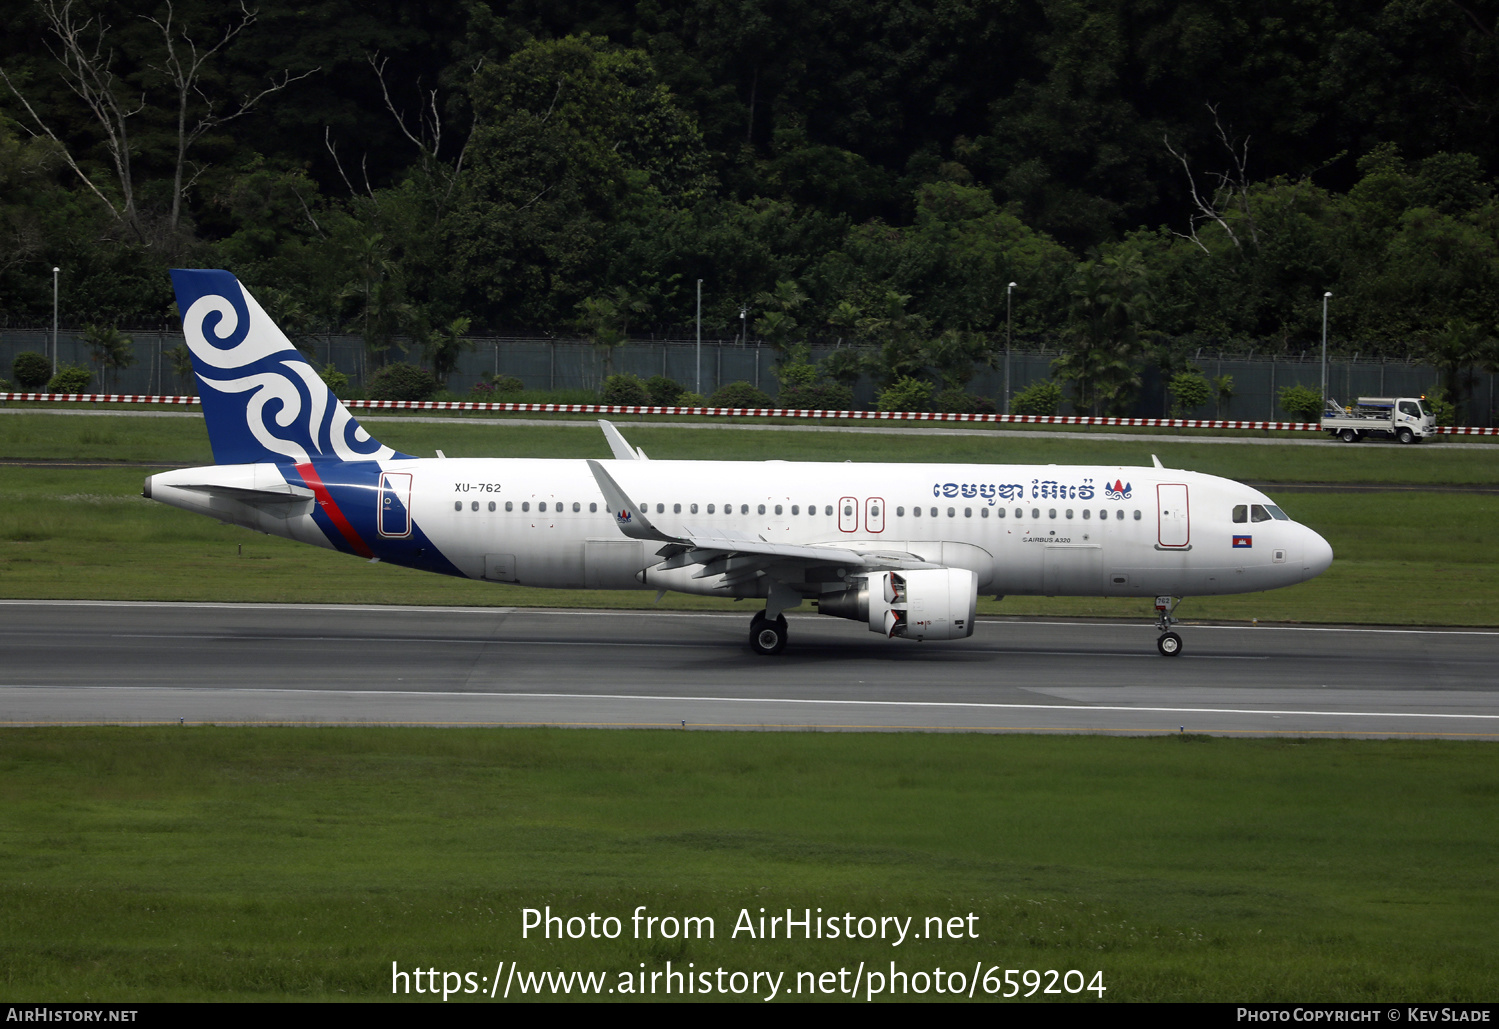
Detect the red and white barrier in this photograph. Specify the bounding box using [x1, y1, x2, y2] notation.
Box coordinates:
[3, 392, 1496, 435]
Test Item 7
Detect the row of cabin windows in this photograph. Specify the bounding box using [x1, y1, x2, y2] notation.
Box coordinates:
[453, 499, 1144, 522]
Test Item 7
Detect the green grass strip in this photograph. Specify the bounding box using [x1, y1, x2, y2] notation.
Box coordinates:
[0, 728, 1493, 1001]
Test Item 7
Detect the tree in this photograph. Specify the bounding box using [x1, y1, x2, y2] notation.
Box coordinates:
[1054, 249, 1153, 416]
[424, 316, 472, 388]
[81, 322, 132, 389]
[1420, 319, 1491, 423]
[0, 0, 315, 243]
[1167, 370, 1212, 417]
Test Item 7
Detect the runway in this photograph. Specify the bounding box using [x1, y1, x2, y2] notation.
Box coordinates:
[2, 601, 1495, 738]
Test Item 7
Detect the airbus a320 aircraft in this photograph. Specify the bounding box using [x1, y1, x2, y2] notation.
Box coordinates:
[145, 270, 1333, 657]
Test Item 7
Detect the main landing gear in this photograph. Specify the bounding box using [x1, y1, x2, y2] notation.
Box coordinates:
[1154, 595, 1184, 657]
[749, 611, 788, 655]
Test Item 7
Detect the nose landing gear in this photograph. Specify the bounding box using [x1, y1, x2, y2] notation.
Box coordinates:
[1155, 595, 1184, 657]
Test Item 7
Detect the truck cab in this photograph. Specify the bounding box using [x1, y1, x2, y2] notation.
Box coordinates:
[1321, 396, 1436, 444]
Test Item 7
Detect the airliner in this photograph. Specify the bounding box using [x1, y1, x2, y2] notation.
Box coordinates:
[144, 270, 1334, 656]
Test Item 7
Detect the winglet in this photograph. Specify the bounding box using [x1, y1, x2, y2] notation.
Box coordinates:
[1152, 454, 1164, 469]
[586, 459, 682, 544]
[598, 420, 648, 461]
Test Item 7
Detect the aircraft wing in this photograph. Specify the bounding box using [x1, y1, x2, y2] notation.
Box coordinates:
[585, 460, 940, 586]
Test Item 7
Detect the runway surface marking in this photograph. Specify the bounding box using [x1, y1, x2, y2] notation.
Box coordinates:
[6, 684, 1493, 721]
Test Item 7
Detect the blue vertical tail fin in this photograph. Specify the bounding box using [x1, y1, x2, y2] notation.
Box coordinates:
[169, 269, 405, 466]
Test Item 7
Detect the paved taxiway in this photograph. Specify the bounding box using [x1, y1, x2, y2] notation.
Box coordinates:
[1, 601, 1495, 738]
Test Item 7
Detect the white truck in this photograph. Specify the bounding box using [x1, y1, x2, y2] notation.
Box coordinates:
[1321, 396, 1437, 444]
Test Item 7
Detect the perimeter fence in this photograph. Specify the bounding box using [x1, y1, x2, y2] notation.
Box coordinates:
[3, 330, 1494, 425]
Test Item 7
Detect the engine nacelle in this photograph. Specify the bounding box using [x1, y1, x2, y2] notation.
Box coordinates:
[818, 568, 977, 641]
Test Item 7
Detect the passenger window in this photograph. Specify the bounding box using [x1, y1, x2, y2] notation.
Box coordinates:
[453, 501, 462, 511]
[674, 503, 681, 514]
[1032, 508, 1039, 519]
[774, 505, 782, 515]
[1065, 509, 1073, 519]
[507, 501, 514, 512]
[522, 502, 530, 512]
[843, 504, 853, 516]
[980, 507, 989, 518]
[539, 502, 547, 512]
[824, 505, 832, 516]
[1082, 509, 1090, 519]
[588, 502, 595, 513]
[690, 503, 698, 514]
[657, 503, 665, 514]
[1133, 510, 1141, 520]
[1399, 401, 1419, 417]
[759, 504, 767, 515]
[1251, 504, 1271, 522]
[489, 501, 496, 512]
[1233, 505, 1248, 523]
[471, 501, 479, 511]
[897, 506, 905, 516]
[913, 506, 922, 517]
[791, 505, 799, 515]
[947, 507, 955, 517]
[1048, 509, 1056, 519]
[1116, 510, 1123, 520]
[964, 508, 971, 518]
[930, 507, 937, 517]
[741, 504, 749, 515]
[871, 505, 880, 517]
[998, 508, 1007, 519]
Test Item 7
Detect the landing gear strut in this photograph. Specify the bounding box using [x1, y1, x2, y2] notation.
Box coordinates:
[749, 611, 788, 655]
[1154, 595, 1184, 657]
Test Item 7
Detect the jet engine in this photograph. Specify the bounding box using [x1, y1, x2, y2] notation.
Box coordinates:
[817, 568, 977, 641]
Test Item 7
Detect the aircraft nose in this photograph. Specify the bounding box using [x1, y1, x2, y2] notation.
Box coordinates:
[1301, 526, 1333, 580]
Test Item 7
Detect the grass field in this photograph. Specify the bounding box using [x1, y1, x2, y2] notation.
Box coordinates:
[1, 728, 1495, 1002]
[1, 413, 1496, 624]
[2, 413, 1496, 1005]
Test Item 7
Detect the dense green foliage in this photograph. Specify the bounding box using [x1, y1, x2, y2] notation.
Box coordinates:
[4, 1, 1499, 417]
[11, 350, 49, 388]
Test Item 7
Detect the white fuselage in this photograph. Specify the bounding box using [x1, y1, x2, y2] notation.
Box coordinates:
[147, 457, 1334, 601]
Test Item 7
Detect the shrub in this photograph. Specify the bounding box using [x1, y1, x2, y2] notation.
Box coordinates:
[318, 364, 349, 397]
[601, 373, 650, 405]
[1010, 379, 1063, 417]
[675, 391, 706, 408]
[47, 364, 92, 393]
[0, 377, 10, 392]
[13, 351, 51, 389]
[708, 381, 773, 408]
[1277, 384, 1325, 421]
[645, 375, 685, 405]
[366, 363, 437, 402]
[876, 375, 932, 412]
[780, 382, 855, 410]
[491, 374, 525, 395]
[1167, 370, 1212, 416]
[1424, 386, 1456, 426]
[933, 389, 997, 415]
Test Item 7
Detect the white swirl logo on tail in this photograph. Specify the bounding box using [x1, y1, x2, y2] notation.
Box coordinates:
[183, 288, 394, 463]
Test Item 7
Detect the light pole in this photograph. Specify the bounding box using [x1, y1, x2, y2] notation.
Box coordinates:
[51, 266, 60, 377]
[1004, 281, 1018, 416]
[695, 279, 703, 396]
[1320, 290, 1332, 411]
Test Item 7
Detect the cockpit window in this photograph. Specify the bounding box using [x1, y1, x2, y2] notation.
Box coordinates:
[1250, 504, 1272, 522]
[1265, 504, 1289, 521]
[1233, 505, 1248, 523]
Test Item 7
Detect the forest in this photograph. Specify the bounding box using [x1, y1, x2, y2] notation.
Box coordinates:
[1, 0, 1497, 419]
